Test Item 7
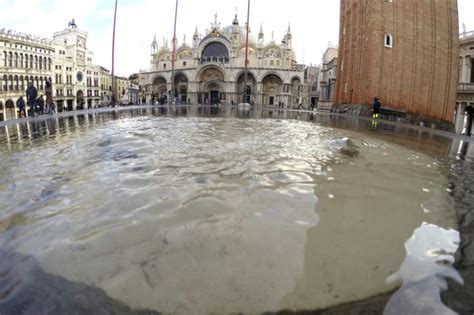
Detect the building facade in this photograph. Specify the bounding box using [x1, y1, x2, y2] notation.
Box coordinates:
[52, 21, 103, 110]
[302, 66, 319, 109]
[318, 46, 338, 111]
[0, 21, 118, 120]
[335, 0, 459, 123]
[455, 30, 474, 135]
[0, 30, 54, 120]
[139, 14, 305, 108]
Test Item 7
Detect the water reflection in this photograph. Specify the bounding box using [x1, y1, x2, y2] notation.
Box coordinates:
[384, 223, 462, 315]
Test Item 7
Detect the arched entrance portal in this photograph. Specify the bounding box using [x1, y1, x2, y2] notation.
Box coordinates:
[76, 90, 84, 110]
[198, 66, 225, 105]
[262, 74, 283, 107]
[174, 73, 188, 104]
[204, 82, 222, 105]
[152, 76, 167, 104]
[290, 77, 302, 108]
[5, 99, 15, 120]
[236, 72, 257, 104]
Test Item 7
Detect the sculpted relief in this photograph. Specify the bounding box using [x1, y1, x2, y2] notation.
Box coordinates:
[200, 68, 225, 81]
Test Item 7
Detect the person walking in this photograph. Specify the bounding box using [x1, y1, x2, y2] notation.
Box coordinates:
[371, 97, 382, 130]
[16, 96, 26, 118]
[45, 80, 55, 114]
[26, 82, 38, 117]
[372, 97, 381, 119]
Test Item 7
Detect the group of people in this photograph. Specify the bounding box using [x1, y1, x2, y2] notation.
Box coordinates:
[16, 81, 56, 118]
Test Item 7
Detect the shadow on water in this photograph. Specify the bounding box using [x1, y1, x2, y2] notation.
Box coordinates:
[0, 250, 160, 315]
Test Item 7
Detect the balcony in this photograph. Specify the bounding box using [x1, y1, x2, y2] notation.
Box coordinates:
[291, 64, 305, 72]
[458, 83, 474, 93]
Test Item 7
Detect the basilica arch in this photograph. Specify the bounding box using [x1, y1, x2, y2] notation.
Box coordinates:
[152, 76, 168, 98]
[290, 76, 302, 108]
[174, 73, 189, 104]
[262, 73, 283, 107]
[200, 41, 230, 64]
[236, 71, 257, 104]
[197, 66, 225, 104]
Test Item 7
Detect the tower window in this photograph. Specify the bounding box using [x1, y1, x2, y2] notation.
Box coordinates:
[384, 33, 393, 48]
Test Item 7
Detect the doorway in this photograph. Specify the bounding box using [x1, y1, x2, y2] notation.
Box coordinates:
[269, 96, 274, 106]
[210, 90, 219, 105]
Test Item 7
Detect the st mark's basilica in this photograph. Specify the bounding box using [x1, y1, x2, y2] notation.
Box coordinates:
[139, 13, 306, 107]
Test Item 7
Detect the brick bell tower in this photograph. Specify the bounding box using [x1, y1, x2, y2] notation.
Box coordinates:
[335, 0, 459, 123]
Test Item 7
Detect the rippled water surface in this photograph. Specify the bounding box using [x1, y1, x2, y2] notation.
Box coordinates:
[0, 108, 472, 314]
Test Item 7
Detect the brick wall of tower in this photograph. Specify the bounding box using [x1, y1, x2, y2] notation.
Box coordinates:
[335, 0, 459, 123]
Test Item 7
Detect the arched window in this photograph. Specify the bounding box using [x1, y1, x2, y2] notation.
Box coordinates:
[19, 54, 23, 68]
[35, 56, 38, 69]
[43, 57, 47, 70]
[29, 55, 33, 68]
[385, 33, 393, 48]
[48, 58, 52, 70]
[8, 52, 13, 67]
[14, 75, 19, 91]
[14, 53, 18, 68]
[8, 75, 13, 90]
[19, 75, 24, 91]
[2, 75, 7, 91]
[25, 54, 28, 68]
[201, 42, 230, 63]
[3, 51, 7, 67]
[39, 56, 43, 70]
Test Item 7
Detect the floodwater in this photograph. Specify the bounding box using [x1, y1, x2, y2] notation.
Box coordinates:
[0, 107, 472, 314]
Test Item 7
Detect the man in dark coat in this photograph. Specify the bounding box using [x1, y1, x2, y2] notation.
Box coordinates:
[26, 82, 38, 116]
[16, 96, 26, 118]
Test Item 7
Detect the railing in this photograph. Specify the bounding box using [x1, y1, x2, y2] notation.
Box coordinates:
[458, 83, 474, 92]
[460, 31, 474, 40]
[291, 64, 305, 71]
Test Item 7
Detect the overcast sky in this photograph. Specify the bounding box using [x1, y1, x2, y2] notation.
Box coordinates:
[1, 0, 473, 76]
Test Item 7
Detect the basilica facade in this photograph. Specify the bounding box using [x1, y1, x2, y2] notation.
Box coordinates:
[139, 14, 306, 107]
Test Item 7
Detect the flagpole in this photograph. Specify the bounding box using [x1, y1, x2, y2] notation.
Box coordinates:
[243, 0, 250, 105]
[111, 0, 118, 106]
[170, 0, 179, 104]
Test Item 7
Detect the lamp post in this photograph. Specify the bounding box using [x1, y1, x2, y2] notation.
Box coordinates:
[111, 0, 118, 107]
[242, 0, 250, 105]
[170, 0, 179, 105]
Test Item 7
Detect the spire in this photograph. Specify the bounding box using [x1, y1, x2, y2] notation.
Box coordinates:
[193, 26, 199, 48]
[233, 14, 239, 26]
[151, 33, 158, 54]
[258, 24, 264, 46]
[211, 12, 220, 29]
[287, 23, 291, 34]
